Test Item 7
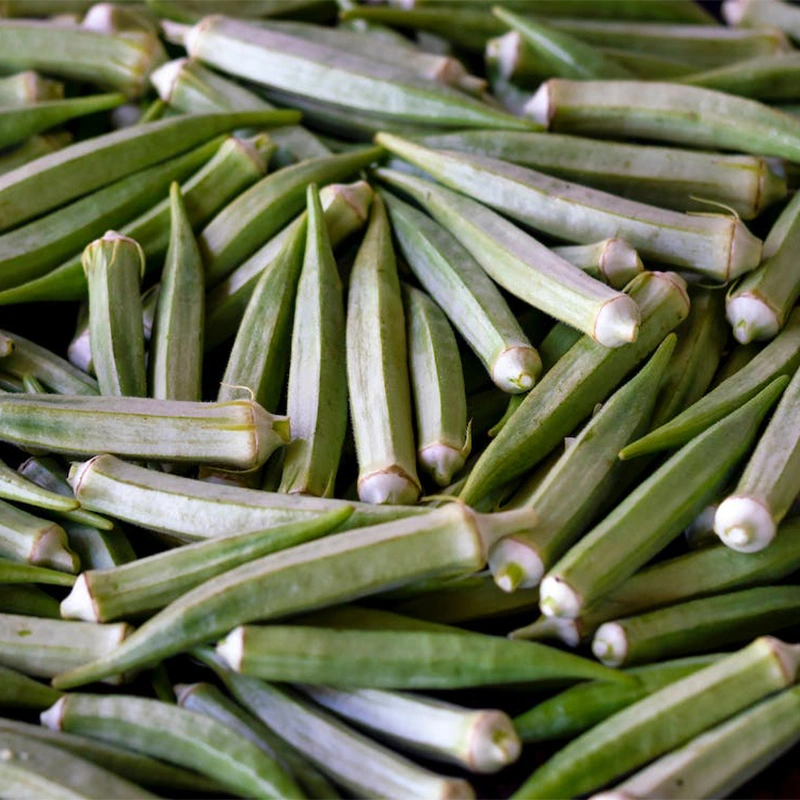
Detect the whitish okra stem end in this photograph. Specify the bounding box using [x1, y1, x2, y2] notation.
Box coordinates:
[358, 468, 421, 505]
[60, 575, 100, 623]
[488, 32, 523, 81]
[721, 0, 748, 26]
[714, 496, 776, 553]
[592, 622, 628, 667]
[419, 443, 468, 488]
[489, 538, 545, 591]
[31, 528, 79, 574]
[523, 82, 554, 127]
[593, 296, 641, 348]
[492, 346, 542, 394]
[468, 712, 522, 774]
[539, 576, 582, 619]
[40, 697, 68, 731]
[149, 58, 188, 102]
[216, 627, 245, 672]
[726, 295, 780, 344]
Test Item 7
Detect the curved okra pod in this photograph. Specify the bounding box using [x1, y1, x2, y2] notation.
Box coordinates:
[415, 129, 787, 220]
[551, 239, 643, 290]
[0, 395, 290, 471]
[382, 189, 541, 393]
[51, 503, 536, 688]
[279, 184, 347, 496]
[0, 500, 78, 573]
[205, 179, 373, 349]
[714, 363, 800, 552]
[727, 190, 800, 344]
[41, 693, 304, 799]
[0, 558, 75, 586]
[82, 232, 147, 398]
[149, 182, 204, 402]
[377, 165, 642, 346]
[599, 683, 800, 800]
[0, 664, 63, 709]
[459, 271, 690, 506]
[0, 730, 157, 800]
[513, 636, 800, 799]
[723, 0, 800, 41]
[593, 585, 800, 667]
[490, 334, 676, 592]
[301, 685, 520, 774]
[539, 379, 786, 620]
[347, 195, 421, 504]
[61, 507, 353, 623]
[376, 136, 762, 282]
[513, 655, 717, 744]
[403, 284, 470, 487]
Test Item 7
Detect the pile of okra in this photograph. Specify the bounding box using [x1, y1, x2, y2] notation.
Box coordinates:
[7, 0, 800, 797]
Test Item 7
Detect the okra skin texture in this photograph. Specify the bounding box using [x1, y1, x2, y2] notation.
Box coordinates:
[460, 270, 690, 506]
[513, 636, 800, 799]
[0, 558, 74, 586]
[0, 499, 78, 574]
[377, 135, 762, 282]
[540, 378, 786, 620]
[60, 507, 353, 623]
[346, 195, 421, 505]
[382, 189, 541, 394]
[0, 395, 290, 471]
[621, 305, 800, 459]
[594, 585, 800, 668]
[513, 655, 717, 744]
[41, 693, 304, 800]
[149, 182, 204, 402]
[415, 129, 787, 220]
[0, 664, 63, 710]
[0, 132, 71, 176]
[279, 184, 347, 497]
[82, 232, 147, 398]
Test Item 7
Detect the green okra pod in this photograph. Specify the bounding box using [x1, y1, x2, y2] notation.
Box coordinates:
[0, 500, 77, 573]
[0, 558, 74, 586]
[403, 283, 470, 487]
[149, 182, 204, 402]
[459, 270, 689, 506]
[0, 395, 290, 471]
[377, 136, 762, 282]
[513, 636, 800, 799]
[61, 507, 353, 623]
[0, 664, 62, 709]
[0, 457, 79, 514]
[347, 195, 421, 504]
[0, 71, 63, 104]
[52, 502, 537, 688]
[621, 306, 800, 459]
[539, 379, 787, 620]
[415, 129, 787, 220]
[513, 655, 718, 744]
[490, 334, 676, 592]
[551, 239, 643, 290]
[0, 131, 71, 176]
[82, 232, 147, 398]
[41, 693, 304, 799]
[383, 189, 541, 393]
[62, 521, 136, 571]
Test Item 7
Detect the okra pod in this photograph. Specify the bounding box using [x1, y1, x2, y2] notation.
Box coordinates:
[539, 379, 785, 620]
[377, 136, 762, 281]
[52, 503, 536, 688]
[149, 182, 204, 402]
[82, 232, 147, 398]
[513, 636, 800, 799]
[382, 189, 541, 393]
[0, 457, 79, 514]
[459, 270, 689, 505]
[0, 395, 290, 471]
[279, 184, 347, 496]
[490, 334, 676, 591]
[41, 693, 304, 799]
[0, 664, 62, 709]
[62, 521, 136, 571]
[61, 507, 353, 623]
[551, 239, 643, 290]
[621, 306, 800, 459]
[0, 131, 71, 176]
[347, 195, 421, 504]
[0, 71, 63, 104]
[723, 0, 800, 42]
[0, 558, 74, 586]
[0, 499, 77, 573]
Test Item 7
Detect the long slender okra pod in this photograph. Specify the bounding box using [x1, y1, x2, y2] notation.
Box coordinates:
[0, 664, 63, 709]
[513, 637, 800, 799]
[149, 182, 204, 402]
[539, 379, 786, 620]
[0, 558, 75, 586]
[347, 195, 421, 505]
[377, 136, 762, 282]
[279, 184, 347, 496]
[51, 503, 538, 688]
[621, 306, 800, 459]
[459, 271, 689, 506]
[490, 334, 676, 592]
[82, 232, 147, 398]
[61, 507, 353, 623]
[41, 693, 304, 799]
[0, 500, 78, 573]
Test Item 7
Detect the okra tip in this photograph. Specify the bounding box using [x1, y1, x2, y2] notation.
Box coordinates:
[149, 57, 189, 102]
[420, 441, 470, 488]
[713, 495, 776, 553]
[599, 240, 644, 288]
[594, 295, 641, 348]
[60, 574, 99, 622]
[82, 230, 146, 280]
[522, 81, 556, 128]
[39, 696, 67, 731]
[492, 345, 543, 394]
[539, 575, 582, 620]
[32, 526, 80, 574]
[726, 294, 779, 344]
[591, 622, 627, 667]
[468, 711, 522, 773]
[215, 627, 245, 672]
[474, 506, 539, 555]
[489, 538, 544, 592]
[358, 466, 421, 505]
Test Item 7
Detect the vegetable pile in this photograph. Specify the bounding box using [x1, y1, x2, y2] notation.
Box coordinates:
[3, 0, 800, 797]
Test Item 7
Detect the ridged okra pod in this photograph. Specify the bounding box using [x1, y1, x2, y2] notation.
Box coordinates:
[0, 500, 77, 573]
[459, 271, 689, 506]
[346, 195, 420, 504]
[41, 693, 303, 799]
[82, 232, 147, 398]
[0, 395, 290, 471]
[377, 135, 762, 282]
[0, 131, 71, 176]
[52, 503, 537, 688]
[0, 558, 75, 587]
[513, 636, 800, 799]
[279, 184, 347, 497]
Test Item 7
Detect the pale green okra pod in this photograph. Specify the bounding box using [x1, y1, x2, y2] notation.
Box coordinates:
[0, 499, 78, 573]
